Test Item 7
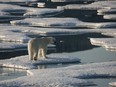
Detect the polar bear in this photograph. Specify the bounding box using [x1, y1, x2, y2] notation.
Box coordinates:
[28, 37, 54, 61]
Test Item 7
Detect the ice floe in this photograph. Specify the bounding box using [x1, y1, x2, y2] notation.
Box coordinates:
[10, 17, 116, 28]
[0, 54, 80, 69]
[0, 25, 116, 50]
[97, 8, 116, 15]
[0, 56, 116, 87]
[103, 14, 116, 20]
[51, 0, 107, 2]
[0, 0, 37, 3]
[51, 0, 85, 2]
[90, 38, 116, 51]
[0, 0, 37, 6]
[0, 30, 30, 43]
[109, 82, 116, 87]
[0, 4, 63, 17]
[0, 42, 26, 52]
[0, 10, 20, 21]
[0, 11, 10, 16]
[58, 1, 116, 10]
[24, 8, 64, 17]
[10, 18, 80, 28]
[0, 4, 28, 14]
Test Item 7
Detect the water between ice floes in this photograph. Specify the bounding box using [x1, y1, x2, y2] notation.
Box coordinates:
[0, 47, 116, 87]
[38, 47, 116, 87]
[45, 47, 116, 68]
[0, 67, 26, 81]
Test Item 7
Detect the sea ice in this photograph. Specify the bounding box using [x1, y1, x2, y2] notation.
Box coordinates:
[109, 82, 116, 87]
[0, 25, 116, 51]
[0, 11, 10, 16]
[103, 14, 116, 20]
[0, 55, 116, 87]
[10, 18, 80, 28]
[0, 42, 26, 52]
[58, 1, 116, 10]
[90, 38, 116, 51]
[24, 8, 64, 17]
[97, 8, 116, 15]
[0, 29, 30, 43]
[10, 17, 116, 29]
[0, 0, 37, 3]
[0, 54, 80, 69]
[0, 4, 28, 13]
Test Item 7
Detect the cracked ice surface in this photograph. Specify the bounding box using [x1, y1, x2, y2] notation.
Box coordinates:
[0, 55, 116, 87]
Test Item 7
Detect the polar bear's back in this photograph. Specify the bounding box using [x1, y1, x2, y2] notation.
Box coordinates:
[28, 38, 39, 49]
[28, 37, 53, 48]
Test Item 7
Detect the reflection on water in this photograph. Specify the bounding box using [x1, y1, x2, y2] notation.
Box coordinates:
[54, 33, 111, 53]
[68, 47, 116, 63]
[37, 47, 116, 69]
[37, 47, 116, 87]
[0, 67, 26, 81]
[37, 63, 77, 69]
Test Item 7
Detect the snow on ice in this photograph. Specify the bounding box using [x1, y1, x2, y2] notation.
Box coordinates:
[0, 55, 116, 87]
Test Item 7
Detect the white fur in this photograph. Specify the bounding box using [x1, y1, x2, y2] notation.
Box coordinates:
[28, 37, 54, 61]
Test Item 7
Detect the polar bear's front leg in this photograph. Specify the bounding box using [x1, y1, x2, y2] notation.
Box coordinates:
[38, 48, 43, 59]
[33, 49, 38, 60]
[41, 47, 47, 59]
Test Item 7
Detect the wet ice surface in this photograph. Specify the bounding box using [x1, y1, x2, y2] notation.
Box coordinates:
[0, 47, 116, 87]
[0, 67, 26, 81]
[0, 57, 116, 87]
